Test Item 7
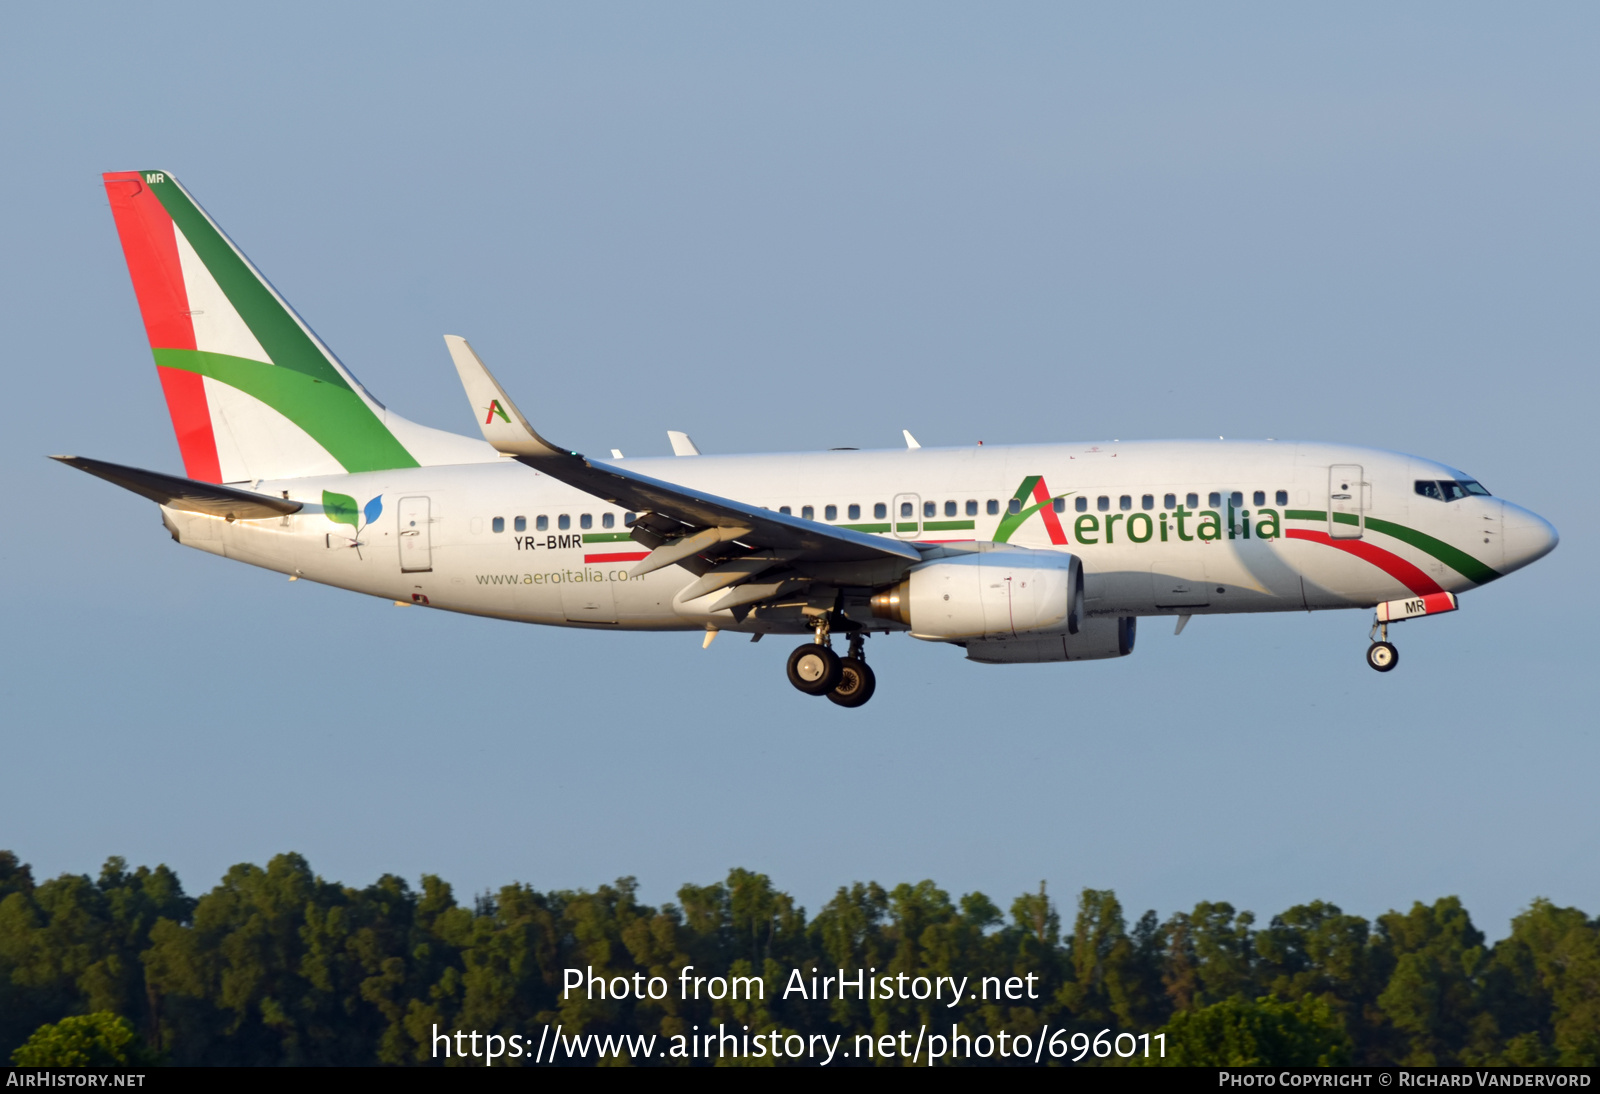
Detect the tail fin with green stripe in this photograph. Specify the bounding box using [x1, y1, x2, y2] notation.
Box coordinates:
[102, 170, 491, 483]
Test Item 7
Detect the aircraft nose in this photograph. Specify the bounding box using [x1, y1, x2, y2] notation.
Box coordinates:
[1501, 501, 1559, 572]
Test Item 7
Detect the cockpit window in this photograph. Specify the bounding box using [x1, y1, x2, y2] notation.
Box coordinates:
[1417, 479, 1491, 502]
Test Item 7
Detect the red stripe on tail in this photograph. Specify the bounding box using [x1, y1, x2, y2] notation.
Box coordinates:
[1286, 529, 1444, 597]
[155, 367, 222, 483]
[104, 173, 220, 481]
[103, 174, 195, 350]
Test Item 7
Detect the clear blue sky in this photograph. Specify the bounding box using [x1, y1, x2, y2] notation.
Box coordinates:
[3, 3, 1594, 938]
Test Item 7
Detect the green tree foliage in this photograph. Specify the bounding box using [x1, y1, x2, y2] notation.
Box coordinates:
[11, 1011, 157, 1066]
[0, 849, 1594, 1067]
[1148, 995, 1351, 1067]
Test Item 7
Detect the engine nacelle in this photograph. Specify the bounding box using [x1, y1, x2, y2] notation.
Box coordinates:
[871, 549, 1082, 641]
[965, 616, 1137, 664]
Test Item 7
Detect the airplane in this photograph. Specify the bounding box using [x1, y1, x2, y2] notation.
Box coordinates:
[57, 170, 1559, 708]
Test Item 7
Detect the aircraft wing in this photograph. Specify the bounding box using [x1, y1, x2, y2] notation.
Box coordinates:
[444, 336, 922, 573]
[51, 455, 303, 520]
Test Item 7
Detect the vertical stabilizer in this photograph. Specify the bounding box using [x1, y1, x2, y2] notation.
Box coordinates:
[102, 170, 489, 482]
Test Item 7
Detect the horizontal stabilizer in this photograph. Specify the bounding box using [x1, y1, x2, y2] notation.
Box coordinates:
[51, 455, 302, 520]
[445, 335, 566, 458]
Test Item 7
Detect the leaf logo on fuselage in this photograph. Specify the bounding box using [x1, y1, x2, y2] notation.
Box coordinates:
[323, 491, 383, 557]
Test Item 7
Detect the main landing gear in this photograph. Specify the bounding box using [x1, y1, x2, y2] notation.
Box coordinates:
[786, 621, 876, 707]
[1366, 619, 1399, 673]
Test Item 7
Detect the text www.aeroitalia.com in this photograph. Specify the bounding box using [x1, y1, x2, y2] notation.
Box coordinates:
[432, 1023, 1162, 1065]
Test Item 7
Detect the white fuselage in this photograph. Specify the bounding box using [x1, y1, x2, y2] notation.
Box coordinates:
[156, 439, 1556, 640]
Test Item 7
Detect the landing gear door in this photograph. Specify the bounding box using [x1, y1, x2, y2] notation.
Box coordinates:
[399, 496, 433, 572]
[1328, 466, 1364, 540]
[892, 493, 921, 539]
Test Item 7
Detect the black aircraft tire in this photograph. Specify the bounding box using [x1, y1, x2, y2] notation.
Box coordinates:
[1366, 641, 1399, 672]
[787, 644, 842, 695]
[827, 658, 877, 708]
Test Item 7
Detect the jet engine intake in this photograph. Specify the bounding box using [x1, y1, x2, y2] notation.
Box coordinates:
[870, 549, 1082, 640]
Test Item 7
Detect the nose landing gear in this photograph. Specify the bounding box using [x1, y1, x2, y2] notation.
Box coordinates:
[1366, 641, 1399, 672]
[1366, 619, 1399, 672]
[786, 620, 877, 706]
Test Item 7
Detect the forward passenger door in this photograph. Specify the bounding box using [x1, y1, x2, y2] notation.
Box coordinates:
[1328, 466, 1364, 540]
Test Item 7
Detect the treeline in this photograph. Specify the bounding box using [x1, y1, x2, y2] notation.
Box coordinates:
[0, 850, 1595, 1066]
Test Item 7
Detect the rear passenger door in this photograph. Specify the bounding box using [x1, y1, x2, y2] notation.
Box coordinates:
[399, 496, 433, 571]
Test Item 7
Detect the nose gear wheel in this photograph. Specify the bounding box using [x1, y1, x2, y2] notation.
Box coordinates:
[1366, 641, 1399, 672]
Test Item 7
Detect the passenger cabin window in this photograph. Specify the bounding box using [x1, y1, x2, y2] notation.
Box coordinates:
[558, 514, 571, 530]
[1008, 499, 1023, 515]
[987, 499, 1000, 515]
[1187, 493, 1199, 509]
[1142, 494, 1154, 510]
[1076, 497, 1088, 512]
[580, 514, 593, 530]
[780, 506, 792, 515]
[1208, 492, 1222, 508]
[945, 500, 957, 517]
[1053, 498, 1066, 513]
[536, 515, 549, 531]
[514, 516, 526, 532]
[848, 504, 860, 520]
[492, 517, 505, 533]
[875, 503, 888, 519]
[1164, 493, 1176, 509]
[825, 505, 837, 521]
[1119, 495, 1132, 511]
[801, 505, 814, 520]
[924, 501, 936, 518]
[602, 513, 615, 529]
[966, 500, 978, 516]
[1276, 491, 1288, 505]
[1253, 491, 1266, 506]
[625, 512, 637, 526]
[1097, 496, 1110, 512]
[1230, 491, 1243, 507]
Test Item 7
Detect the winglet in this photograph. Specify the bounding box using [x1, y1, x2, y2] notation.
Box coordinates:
[444, 336, 566, 458]
[903, 429, 921, 450]
[668, 431, 701, 456]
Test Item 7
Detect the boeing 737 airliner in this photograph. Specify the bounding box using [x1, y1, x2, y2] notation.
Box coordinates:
[58, 170, 1559, 707]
